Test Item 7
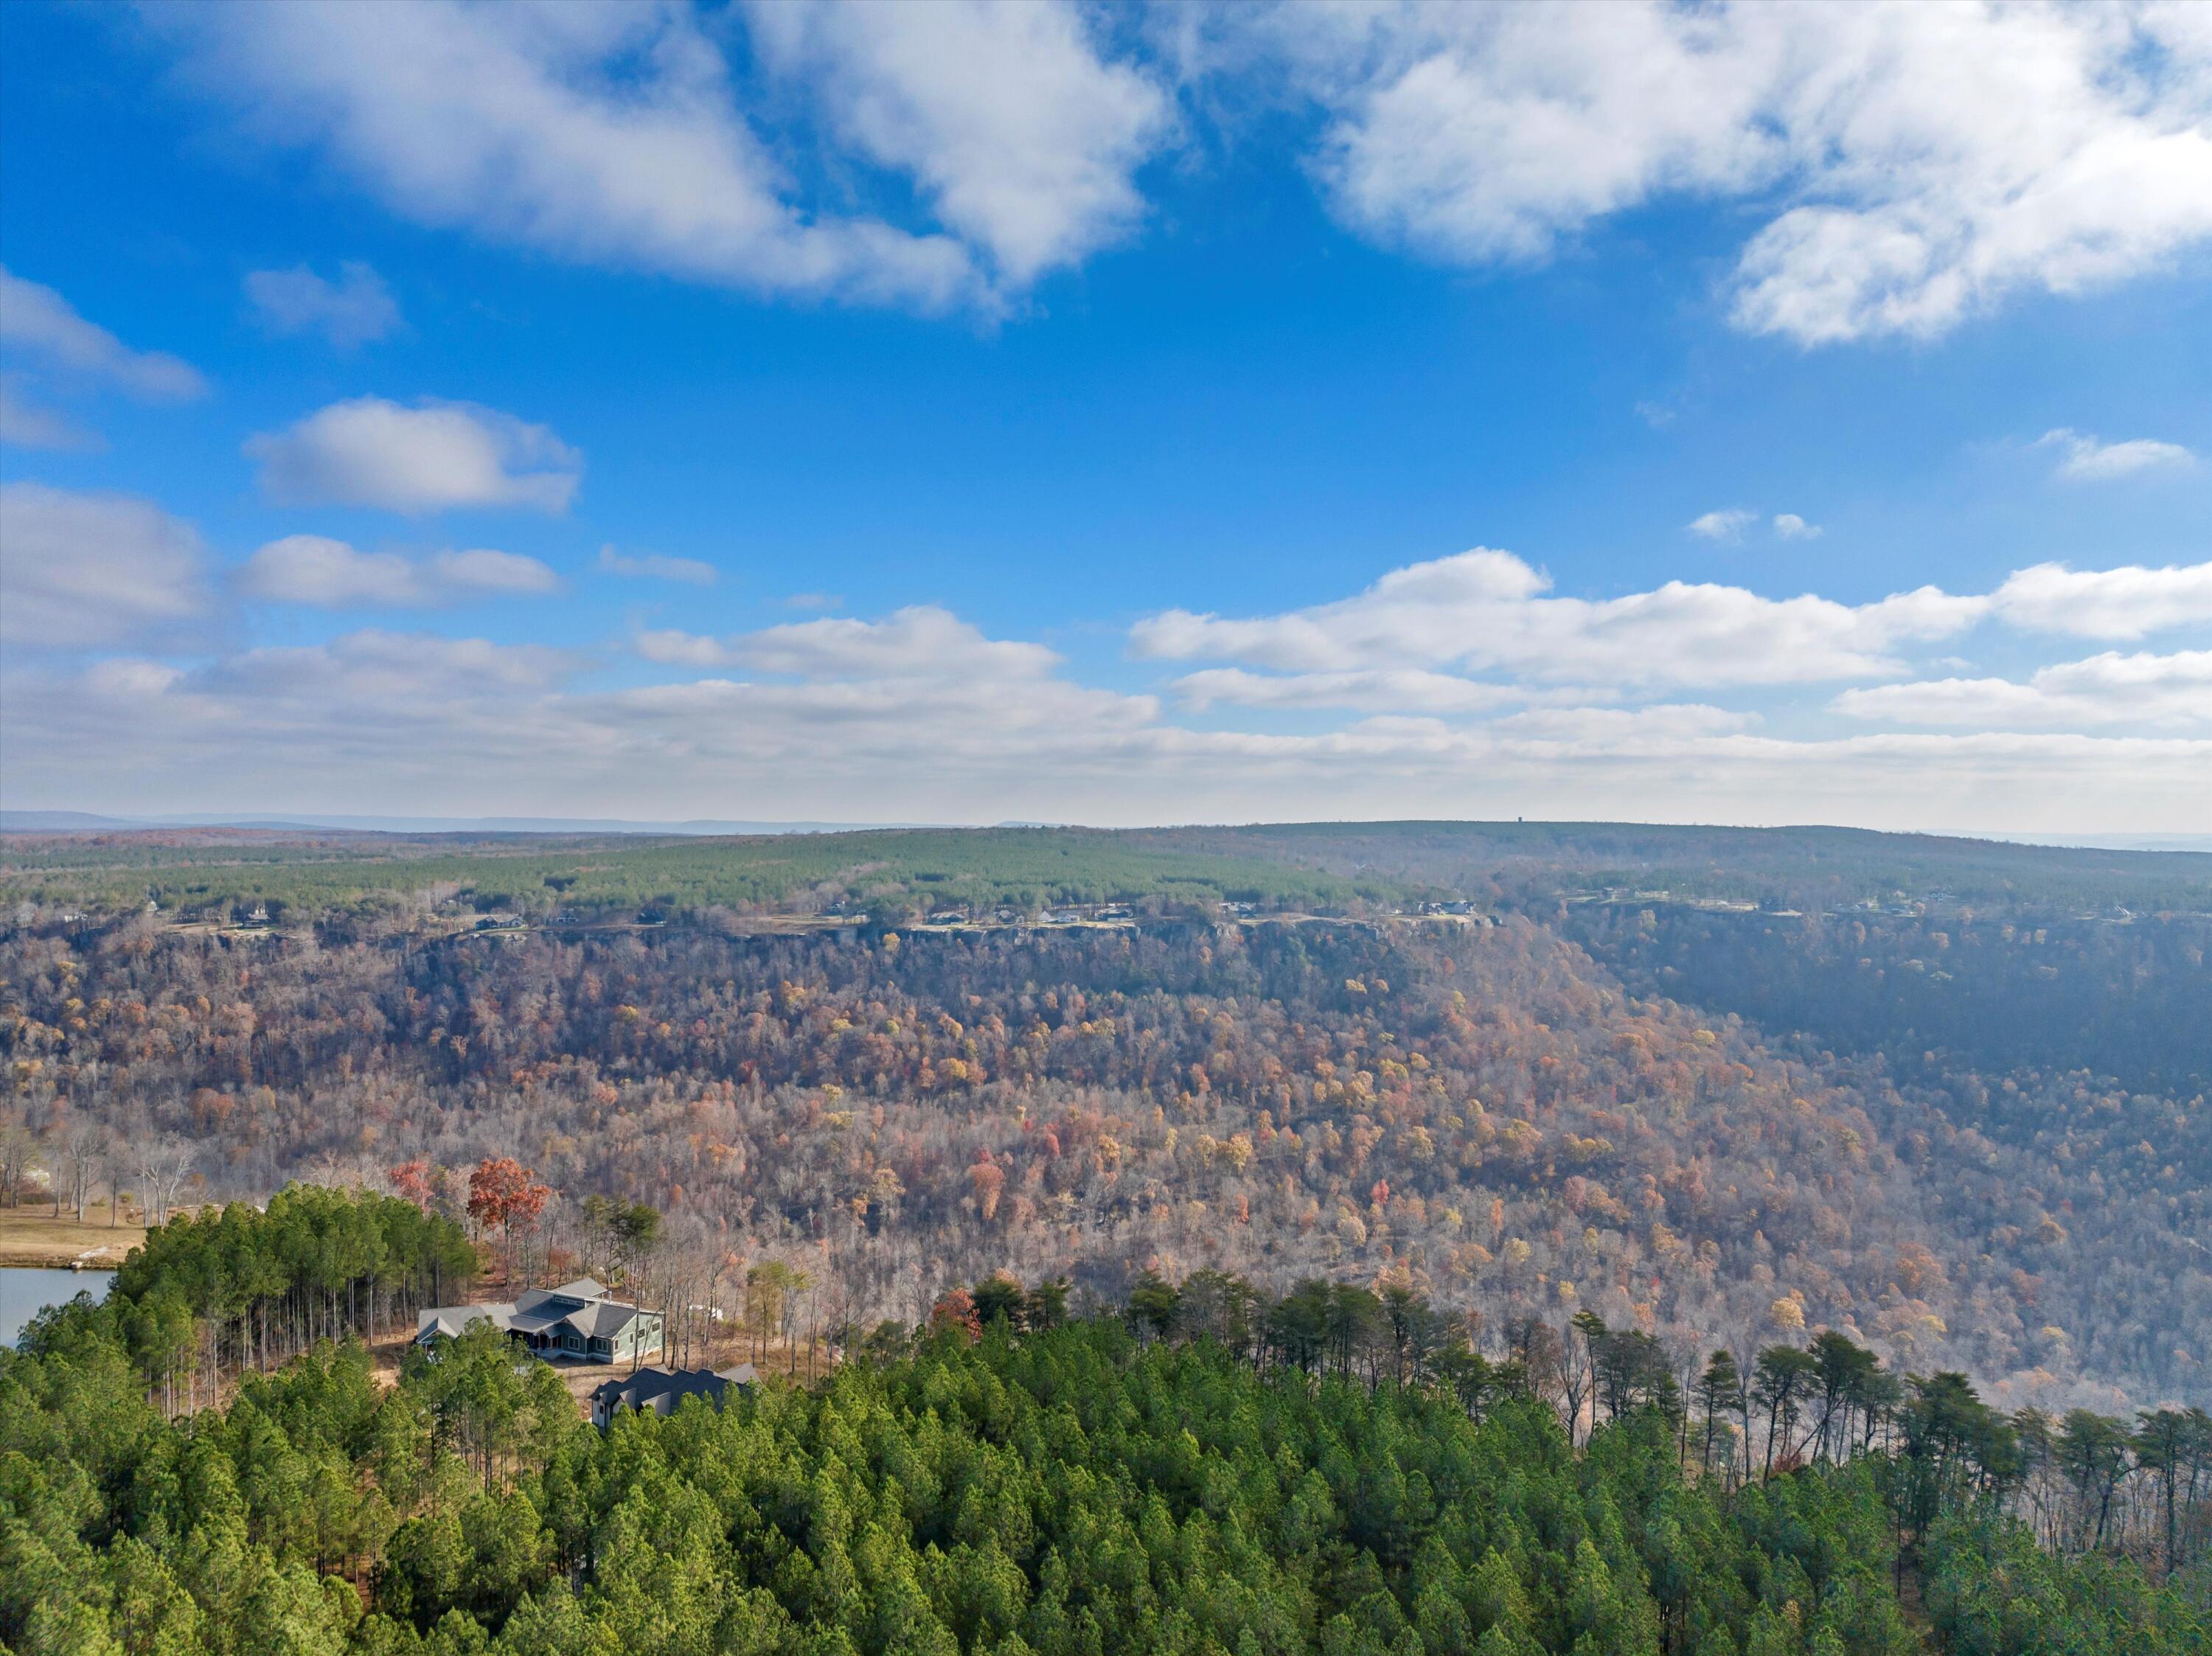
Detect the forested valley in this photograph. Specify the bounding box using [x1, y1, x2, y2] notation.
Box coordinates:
[4, 906, 2203, 1402]
[1, 823, 2208, 1651]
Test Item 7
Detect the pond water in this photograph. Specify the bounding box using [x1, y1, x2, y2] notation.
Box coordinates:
[1, 1267, 114, 1346]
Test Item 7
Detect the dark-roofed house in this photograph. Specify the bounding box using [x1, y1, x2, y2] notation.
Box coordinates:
[415, 1276, 664, 1365]
[590, 1363, 757, 1428]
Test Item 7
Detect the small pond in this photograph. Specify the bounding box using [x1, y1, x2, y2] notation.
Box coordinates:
[1, 1266, 115, 1346]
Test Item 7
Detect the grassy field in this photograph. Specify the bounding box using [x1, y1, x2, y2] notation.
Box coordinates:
[0, 1204, 146, 1267]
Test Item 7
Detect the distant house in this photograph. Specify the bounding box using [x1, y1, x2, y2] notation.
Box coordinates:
[590, 1363, 757, 1427]
[416, 1276, 664, 1365]
[928, 910, 967, 925]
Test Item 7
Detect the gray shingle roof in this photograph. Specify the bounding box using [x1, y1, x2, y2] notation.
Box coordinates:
[416, 1302, 518, 1340]
[419, 1277, 653, 1346]
[591, 1364, 755, 1422]
[564, 1298, 642, 1337]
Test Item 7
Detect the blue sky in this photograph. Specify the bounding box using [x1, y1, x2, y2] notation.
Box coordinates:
[2, 1, 2207, 830]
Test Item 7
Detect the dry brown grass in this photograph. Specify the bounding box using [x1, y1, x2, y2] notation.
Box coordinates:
[0, 1203, 147, 1267]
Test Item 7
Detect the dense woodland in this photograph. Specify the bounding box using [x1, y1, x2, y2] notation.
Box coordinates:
[1559, 905, 2210, 1096]
[1141, 823, 2212, 919]
[2, 823, 2207, 1648]
[4, 1191, 2206, 1655]
[0, 826, 1399, 922]
[6, 821, 2207, 926]
[3, 903, 2204, 1404]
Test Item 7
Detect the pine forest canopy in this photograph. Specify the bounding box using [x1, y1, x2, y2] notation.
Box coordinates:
[2, 1188, 2205, 1655]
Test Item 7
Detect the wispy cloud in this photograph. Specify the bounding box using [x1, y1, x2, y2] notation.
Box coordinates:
[11, 476, 2211, 830]
[1173, 667, 1526, 715]
[17, 632, 2204, 832]
[1687, 508, 1756, 543]
[598, 546, 717, 586]
[639, 606, 1057, 681]
[246, 261, 403, 348]
[237, 537, 560, 608]
[1834, 650, 2212, 730]
[0, 375, 100, 451]
[2037, 427, 2197, 481]
[0, 483, 211, 650]
[0, 266, 207, 399]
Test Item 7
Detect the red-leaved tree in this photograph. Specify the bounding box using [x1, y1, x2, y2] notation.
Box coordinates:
[928, 1287, 981, 1342]
[388, 1159, 434, 1213]
[467, 1157, 551, 1282]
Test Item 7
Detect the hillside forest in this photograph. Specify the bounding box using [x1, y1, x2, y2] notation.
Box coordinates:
[3, 1188, 2205, 1655]
[1, 821, 2207, 1649]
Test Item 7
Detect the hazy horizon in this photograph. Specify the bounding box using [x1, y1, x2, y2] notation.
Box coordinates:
[4, 807, 2208, 860]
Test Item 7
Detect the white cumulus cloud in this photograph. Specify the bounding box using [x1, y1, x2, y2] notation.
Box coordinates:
[746, 0, 1172, 285]
[1773, 513, 1821, 540]
[245, 397, 581, 515]
[236, 536, 560, 608]
[1132, 547, 1986, 688]
[0, 265, 207, 399]
[1833, 650, 2212, 729]
[639, 606, 1059, 681]
[13, 625, 2205, 832]
[0, 483, 211, 649]
[202, 630, 580, 701]
[1259, 1, 2212, 345]
[1990, 560, 2212, 639]
[150, 1, 1168, 311]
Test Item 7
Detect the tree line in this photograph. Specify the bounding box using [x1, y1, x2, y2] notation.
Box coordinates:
[26, 1183, 473, 1416]
[4, 1191, 2205, 1655]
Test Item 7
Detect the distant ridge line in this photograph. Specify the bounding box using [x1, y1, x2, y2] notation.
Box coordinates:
[2, 811, 2205, 856]
[0, 811, 890, 836]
